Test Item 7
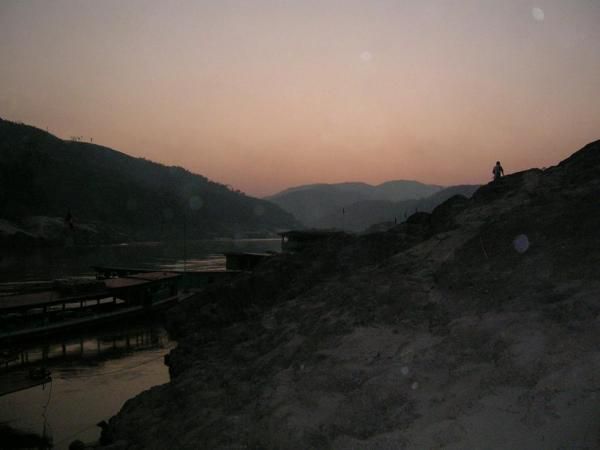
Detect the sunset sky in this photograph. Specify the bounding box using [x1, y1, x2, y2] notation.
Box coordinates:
[1, 0, 599, 196]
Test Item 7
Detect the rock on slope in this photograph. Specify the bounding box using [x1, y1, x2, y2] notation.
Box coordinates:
[102, 141, 600, 449]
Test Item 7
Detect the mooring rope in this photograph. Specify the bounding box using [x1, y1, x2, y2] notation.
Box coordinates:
[41, 377, 53, 445]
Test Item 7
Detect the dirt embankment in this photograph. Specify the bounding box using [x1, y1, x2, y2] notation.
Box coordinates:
[101, 141, 600, 449]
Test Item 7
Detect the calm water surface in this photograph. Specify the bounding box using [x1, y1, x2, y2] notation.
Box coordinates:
[0, 320, 174, 449]
[0, 238, 282, 283]
[0, 239, 281, 448]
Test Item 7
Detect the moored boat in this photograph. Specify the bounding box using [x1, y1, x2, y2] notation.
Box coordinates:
[0, 272, 186, 345]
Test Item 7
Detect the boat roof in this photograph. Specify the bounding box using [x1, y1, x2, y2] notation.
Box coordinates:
[0, 272, 179, 312]
[127, 272, 180, 281]
[104, 272, 179, 289]
[0, 289, 108, 312]
[222, 252, 272, 257]
[279, 230, 347, 239]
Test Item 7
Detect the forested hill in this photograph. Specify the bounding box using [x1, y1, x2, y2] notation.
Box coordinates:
[0, 118, 298, 244]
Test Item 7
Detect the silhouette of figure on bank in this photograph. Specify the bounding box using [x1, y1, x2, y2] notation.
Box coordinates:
[493, 161, 504, 181]
[65, 210, 74, 230]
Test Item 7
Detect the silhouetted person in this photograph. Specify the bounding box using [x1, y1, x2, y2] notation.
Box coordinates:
[493, 161, 504, 181]
[65, 210, 74, 230]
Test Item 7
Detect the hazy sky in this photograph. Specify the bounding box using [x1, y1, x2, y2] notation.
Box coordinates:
[1, 0, 599, 196]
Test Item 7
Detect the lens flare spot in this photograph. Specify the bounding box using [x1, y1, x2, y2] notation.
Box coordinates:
[513, 234, 530, 254]
[189, 196, 203, 211]
[360, 51, 372, 62]
[532, 7, 544, 22]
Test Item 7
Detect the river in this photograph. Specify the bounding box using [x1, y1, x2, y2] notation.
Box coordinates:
[0, 239, 281, 448]
[0, 238, 282, 283]
[0, 320, 173, 449]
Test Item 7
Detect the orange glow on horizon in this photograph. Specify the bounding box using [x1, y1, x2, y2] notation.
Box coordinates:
[1, 0, 599, 197]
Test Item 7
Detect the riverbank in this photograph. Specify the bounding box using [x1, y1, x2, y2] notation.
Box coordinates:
[100, 142, 600, 449]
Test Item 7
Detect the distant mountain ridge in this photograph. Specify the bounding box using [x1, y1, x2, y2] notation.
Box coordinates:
[270, 180, 442, 202]
[0, 118, 298, 245]
[316, 184, 480, 232]
[266, 180, 480, 231]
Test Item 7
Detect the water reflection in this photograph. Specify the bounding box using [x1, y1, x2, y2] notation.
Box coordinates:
[0, 319, 175, 449]
[2, 324, 168, 372]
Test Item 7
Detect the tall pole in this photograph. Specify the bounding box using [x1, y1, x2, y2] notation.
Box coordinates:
[183, 208, 187, 273]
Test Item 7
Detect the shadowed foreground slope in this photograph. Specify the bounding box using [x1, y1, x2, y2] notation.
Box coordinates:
[103, 141, 600, 449]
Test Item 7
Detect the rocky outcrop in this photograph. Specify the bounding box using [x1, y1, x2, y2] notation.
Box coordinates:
[102, 141, 600, 449]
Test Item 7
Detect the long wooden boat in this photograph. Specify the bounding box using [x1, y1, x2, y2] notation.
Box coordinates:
[0, 272, 191, 345]
[0, 293, 192, 345]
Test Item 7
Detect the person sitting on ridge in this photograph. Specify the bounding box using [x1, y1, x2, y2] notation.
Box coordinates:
[492, 161, 504, 181]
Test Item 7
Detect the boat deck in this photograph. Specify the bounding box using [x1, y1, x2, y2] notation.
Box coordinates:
[0, 272, 180, 314]
[0, 289, 109, 313]
[0, 291, 195, 344]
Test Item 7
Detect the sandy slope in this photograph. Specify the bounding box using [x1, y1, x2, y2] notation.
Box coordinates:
[101, 141, 600, 449]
